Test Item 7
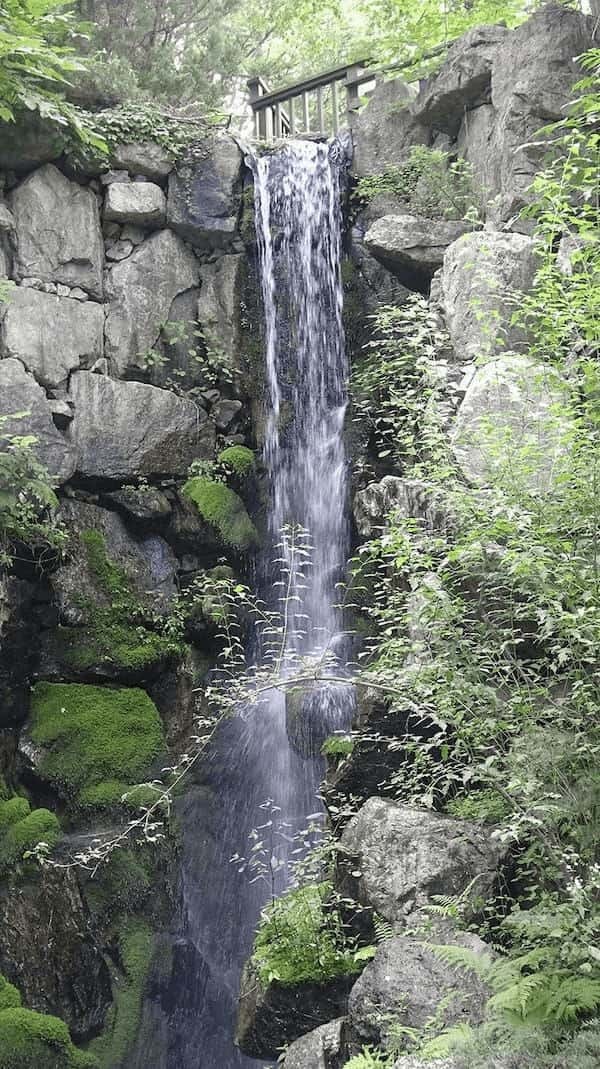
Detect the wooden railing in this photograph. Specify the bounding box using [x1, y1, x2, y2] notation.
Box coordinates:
[248, 61, 375, 142]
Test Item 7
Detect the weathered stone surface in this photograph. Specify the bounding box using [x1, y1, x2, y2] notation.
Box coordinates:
[282, 1019, 345, 1069]
[104, 227, 200, 376]
[353, 476, 456, 539]
[488, 6, 596, 223]
[9, 164, 104, 298]
[338, 799, 507, 924]
[451, 354, 571, 491]
[346, 927, 490, 1053]
[441, 231, 538, 361]
[104, 181, 166, 227]
[50, 499, 178, 622]
[0, 286, 104, 388]
[167, 136, 243, 248]
[0, 867, 112, 1039]
[197, 253, 245, 371]
[413, 25, 508, 135]
[365, 215, 472, 278]
[67, 371, 214, 480]
[236, 957, 354, 1060]
[112, 141, 174, 181]
[103, 486, 172, 528]
[0, 113, 66, 171]
[0, 578, 40, 728]
[351, 79, 428, 177]
[0, 358, 76, 483]
[457, 104, 496, 214]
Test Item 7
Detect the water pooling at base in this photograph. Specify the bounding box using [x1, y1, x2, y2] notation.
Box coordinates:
[132, 139, 354, 1069]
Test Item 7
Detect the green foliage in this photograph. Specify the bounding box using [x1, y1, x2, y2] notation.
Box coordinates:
[0, 1007, 97, 1069]
[321, 734, 355, 757]
[0, 975, 21, 1012]
[252, 882, 363, 986]
[355, 146, 479, 221]
[0, 414, 64, 566]
[343, 1050, 395, 1069]
[217, 445, 256, 478]
[183, 476, 260, 552]
[29, 682, 165, 806]
[88, 920, 153, 1069]
[445, 789, 511, 823]
[0, 796, 30, 832]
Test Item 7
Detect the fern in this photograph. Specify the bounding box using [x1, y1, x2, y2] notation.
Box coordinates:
[373, 914, 394, 943]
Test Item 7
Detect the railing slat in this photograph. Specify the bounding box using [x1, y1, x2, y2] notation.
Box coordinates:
[331, 80, 339, 134]
[289, 96, 296, 135]
[303, 92, 310, 133]
[316, 87, 324, 135]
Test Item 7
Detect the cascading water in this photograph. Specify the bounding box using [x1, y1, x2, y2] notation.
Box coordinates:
[133, 138, 353, 1069]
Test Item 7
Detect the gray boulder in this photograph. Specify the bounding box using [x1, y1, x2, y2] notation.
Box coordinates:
[353, 476, 455, 540]
[112, 141, 173, 181]
[413, 25, 508, 135]
[451, 354, 572, 492]
[338, 798, 507, 924]
[9, 164, 104, 299]
[489, 6, 596, 222]
[50, 499, 178, 621]
[351, 78, 428, 177]
[0, 286, 104, 388]
[282, 1019, 345, 1069]
[104, 228, 200, 376]
[104, 181, 166, 227]
[103, 486, 172, 528]
[0, 202, 15, 276]
[441, 231, 538, 361]
[456, 104, 496, 216]
[167, 136, 243, 249]
[197, 253, 245, 373]
[0, 113, 66, 171]
[347, 928, 490, 1053]
[0, 358, 76, 483]
[365, 215, 472, 278]
[67, 371, 214, 480]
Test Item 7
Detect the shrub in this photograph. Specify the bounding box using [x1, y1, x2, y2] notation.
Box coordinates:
[29, 683, 165, 805]
[183, 476, 259, 552]
[354, 145, 478, 221]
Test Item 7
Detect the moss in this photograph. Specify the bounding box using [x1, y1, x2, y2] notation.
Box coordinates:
[84, 849, 151, 923]
[0, 1007, 97, 1068]
[0, 975, 21, 1011]
[217, 445, 255, 478]
[78, 780, 166, 812]
[30, 683, 165, 805]
[321, 735, 355, 758]
[0, 796, 31, 832]
[1, 808, 61, 867]
[183, 476, 259, 552]
[0, 775, 10, 800]
[88, 921, 154, 1069]
[80, 530, 130, 602]
[252, 882, 362, 986]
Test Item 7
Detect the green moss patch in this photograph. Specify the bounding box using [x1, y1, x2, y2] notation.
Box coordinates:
[217, 445, 255, 478]
[252, 882, 362, 986]
[0, 1007, 97, 1069]
[0, 975, 21, 1011]
[30, 683, 165, 805]
[88, 921, 154, 1069]
[0, 796, 30, 832]
[0, 796, 62, 872]
[183, 476, 259, 551]
[321, 735, 355, 758]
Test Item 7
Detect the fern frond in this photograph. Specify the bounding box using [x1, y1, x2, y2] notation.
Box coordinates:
[424, 941, 494, 980]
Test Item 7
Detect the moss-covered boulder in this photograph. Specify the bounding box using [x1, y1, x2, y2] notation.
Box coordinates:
[217, 445, 255, 478]
[27, 683, 165, 807]
[0, 1007, 97, 1068]
[0, 805, 61, 870]
[87, 920, 154, 1069]
[182, 476, 259, 552]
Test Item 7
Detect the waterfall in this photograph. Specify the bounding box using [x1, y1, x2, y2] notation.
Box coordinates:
[134, 138, 352, 1069]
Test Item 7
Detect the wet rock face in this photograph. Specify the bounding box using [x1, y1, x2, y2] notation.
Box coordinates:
[67, 371, 215, 481]
[0, 578, 40, 728]
[337, 799, 508, 925]
[0, 867, 112, 1040]
[9, 164, 104, 298]
[167, 136, 244, 249]
[345, 928, 490, 1054]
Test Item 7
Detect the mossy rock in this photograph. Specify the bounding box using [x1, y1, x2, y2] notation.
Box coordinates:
[0, 796, 30, 832]
[0, 975, 21, 1011]
[183, 476, 259, 552]
[83, 849, 152, 924]
[217, 445, 255, 478]
[0, 808, 61, 869]
[29, 683, 165, 805]
[0, 1007, 97, 1068]
[88, 920, 154, 1069]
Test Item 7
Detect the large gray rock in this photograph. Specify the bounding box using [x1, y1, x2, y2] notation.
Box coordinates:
[457, 104, 496, 215]
[353, 476, 455, 539]
[365, 215, 472, 278]
[0, 113, 66, 171]
[282, 1019, 344, 1069]
[0, 358, 76, 483]
[50, 499, 178, 621]
[451, 354, 571, 491]
[112, 141, 173, 181]
[488, 6, 596, 222]
[0, 287, 104, 388]
[413, 25, 508, 135]
[104, 228, 200, 376]
[9, 164, 104, 298]
[197, 254, 245, 372]
[347, 928, 490, 1053]
[104, 181, 166, 227]
[441, 231, 538, 361]
[167, 136, 243, 249]
[338, 799, 507, 924]
[67, 371, 214, 480]
[0, 202, 15, 276]
[351, 79, 429, 177]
